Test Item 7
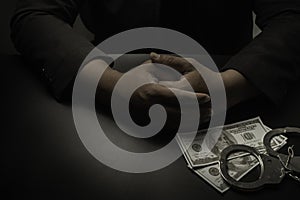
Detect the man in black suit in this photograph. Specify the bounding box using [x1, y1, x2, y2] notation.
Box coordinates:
[10, 0, 300, 120]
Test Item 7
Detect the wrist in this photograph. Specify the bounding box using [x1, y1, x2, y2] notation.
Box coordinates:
[98, 68, 122, 104]
[84, 59, 123, 105]
[221, 69, 259, 108]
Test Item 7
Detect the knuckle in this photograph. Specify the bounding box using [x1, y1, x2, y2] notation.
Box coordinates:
[139, 84, 157, 101]
[165, 56, 175, 64]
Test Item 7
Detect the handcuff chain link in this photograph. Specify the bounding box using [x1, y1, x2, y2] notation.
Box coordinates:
[288, 173, 300, 183]
[279, 145, 300, 183]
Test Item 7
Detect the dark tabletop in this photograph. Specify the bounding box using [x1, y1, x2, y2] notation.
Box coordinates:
[2, 54, 300, 200]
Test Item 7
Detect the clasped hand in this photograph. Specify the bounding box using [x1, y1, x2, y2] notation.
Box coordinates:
[96, 53, 215, 129]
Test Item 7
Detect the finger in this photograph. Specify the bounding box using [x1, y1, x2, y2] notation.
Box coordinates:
[150, 85, 211, 106]
[159, 80, 185, 89]
[150, 52, 189, 73]
[142, 60, 152, 64]
[159, 79, 195, 92]
[140, 62, 182, 81]
[170, 88, 211, 104]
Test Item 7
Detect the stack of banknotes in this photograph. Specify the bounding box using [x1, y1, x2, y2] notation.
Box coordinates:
[176, 117, 287, 193]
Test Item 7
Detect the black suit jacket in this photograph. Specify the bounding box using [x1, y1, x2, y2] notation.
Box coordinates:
[10, 0, 300, 105]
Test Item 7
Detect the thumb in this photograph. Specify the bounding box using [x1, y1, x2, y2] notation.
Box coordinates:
[150, 52, 188, 73]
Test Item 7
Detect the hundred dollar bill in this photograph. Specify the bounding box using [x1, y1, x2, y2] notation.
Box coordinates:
[177, 117, 285, 168]
[177, 117, 287, 193]
[190, 155, 259, 193]
[189, 140, 287, 193]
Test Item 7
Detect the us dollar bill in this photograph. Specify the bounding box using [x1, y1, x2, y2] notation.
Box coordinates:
[190, 155, 259, 193]
[177, 117, 285, 168]
[189, 140, 287, 193]
[177, 116, 287, 193]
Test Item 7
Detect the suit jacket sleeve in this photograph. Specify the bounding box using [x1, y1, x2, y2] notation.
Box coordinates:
[10, 0, 100, 101]
[222, 0, 300, 105]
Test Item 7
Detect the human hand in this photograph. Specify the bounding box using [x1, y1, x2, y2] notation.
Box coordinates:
[149, 53, 214, 120]
[149, 53, 218, 94]
[110, 61, 211, 128]
[150, 53, 260, 109]
[83, 59, 212, 133]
